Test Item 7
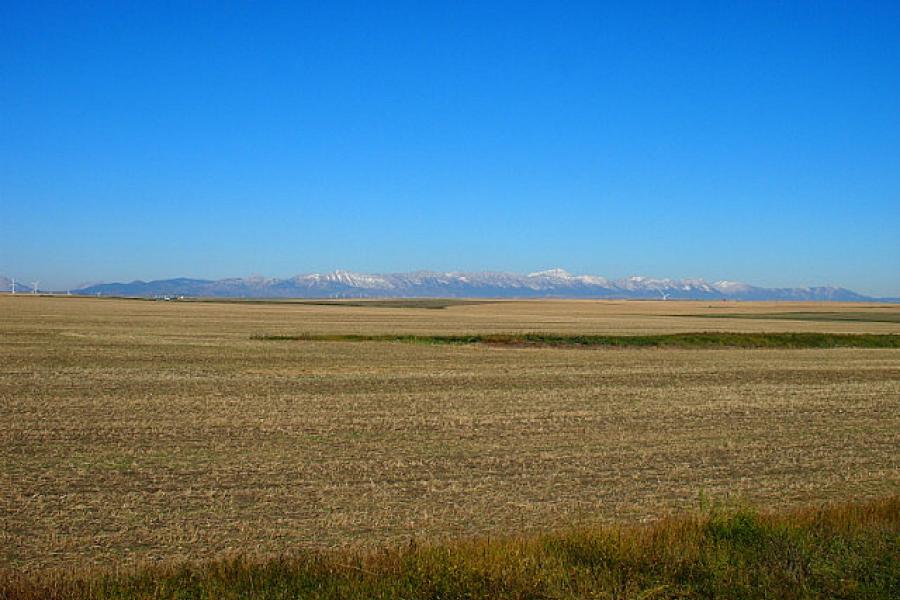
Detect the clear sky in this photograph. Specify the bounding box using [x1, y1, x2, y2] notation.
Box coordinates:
[2, 2, 898, 295]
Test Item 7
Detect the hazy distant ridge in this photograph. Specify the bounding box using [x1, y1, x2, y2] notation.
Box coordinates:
[0, 276, 34, 294]
[57, 269, 879, 301]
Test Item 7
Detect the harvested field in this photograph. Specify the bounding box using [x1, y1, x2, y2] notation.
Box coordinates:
[694, 311, 900, 324]
[1, 296, 898, 572]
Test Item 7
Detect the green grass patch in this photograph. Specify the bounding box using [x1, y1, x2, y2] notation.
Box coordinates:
[3, 496, 897, 599]
[251, 331, 900, 349]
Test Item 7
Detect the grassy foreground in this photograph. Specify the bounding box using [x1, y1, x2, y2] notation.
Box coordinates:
[3, 497, 897, 600]
[253, 331, 900, 349]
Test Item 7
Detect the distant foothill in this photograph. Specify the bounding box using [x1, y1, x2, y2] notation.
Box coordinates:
[1, 270, 893, 301]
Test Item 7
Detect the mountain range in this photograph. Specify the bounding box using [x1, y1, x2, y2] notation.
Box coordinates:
[16, 269, 886, 301]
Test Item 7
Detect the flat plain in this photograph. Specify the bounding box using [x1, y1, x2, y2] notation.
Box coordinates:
[1, 296, 898, 572]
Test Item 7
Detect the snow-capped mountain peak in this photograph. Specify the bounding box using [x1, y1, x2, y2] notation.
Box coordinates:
[713, 280, 753, 293]
[65, 269, 878, 302]
[527, 268, 574, 279]
[322, 270, 393, 289]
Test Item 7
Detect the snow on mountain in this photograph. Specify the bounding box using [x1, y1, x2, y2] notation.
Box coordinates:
[69, 269, 881, 301]
[324, 270, 393, 288]
[713, 280, 754, 293]
[616, 276, 674, 291]
[527, 268, 574, 279]
[577, 275, 610, 286]
[523, 269, 613, 289]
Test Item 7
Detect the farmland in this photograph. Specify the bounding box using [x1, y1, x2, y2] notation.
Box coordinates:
[1, 296, 898, 582]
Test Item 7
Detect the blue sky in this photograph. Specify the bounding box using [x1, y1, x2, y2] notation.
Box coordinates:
[1, 1, 898, 295]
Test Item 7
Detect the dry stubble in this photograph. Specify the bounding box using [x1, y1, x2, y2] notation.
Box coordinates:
[0, 296, 898, 571]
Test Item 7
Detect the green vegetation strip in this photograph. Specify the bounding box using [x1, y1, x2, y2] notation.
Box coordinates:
[252, 331, 900, 348]
[4, 496, 897, 599]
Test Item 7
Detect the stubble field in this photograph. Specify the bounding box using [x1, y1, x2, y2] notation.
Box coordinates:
[1, 296, 898, 573]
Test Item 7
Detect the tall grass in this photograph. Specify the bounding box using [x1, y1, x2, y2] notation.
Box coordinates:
[252, 331, 900, 349]
[3, 496, 897, 599]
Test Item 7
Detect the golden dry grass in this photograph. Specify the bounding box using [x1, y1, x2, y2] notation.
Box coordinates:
[1, 296, 898, 572]
[3, 496, 898, 599]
